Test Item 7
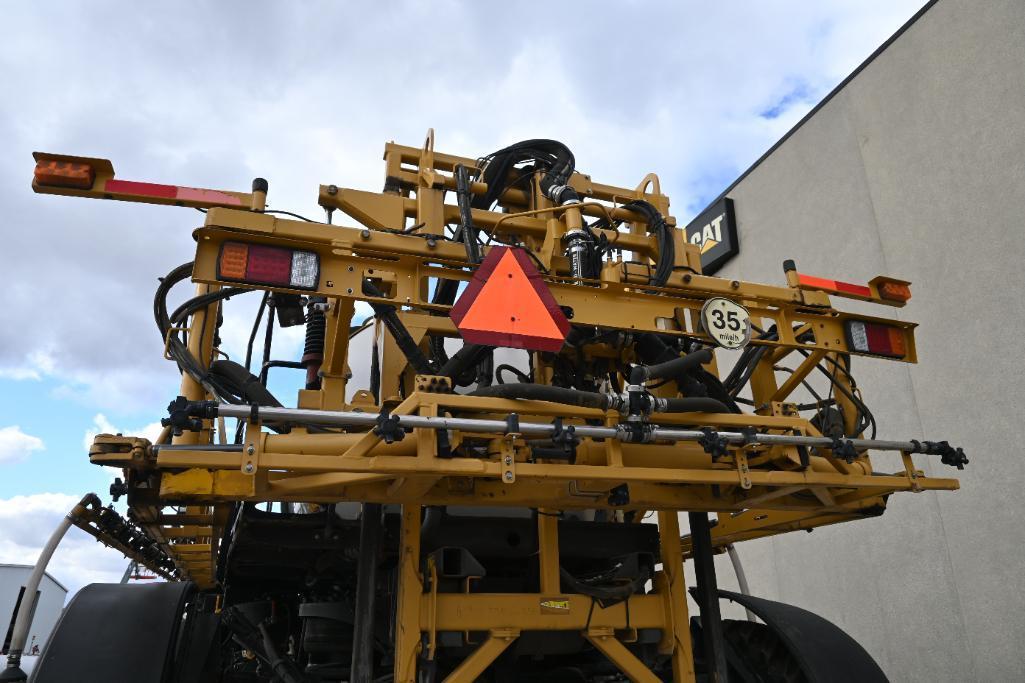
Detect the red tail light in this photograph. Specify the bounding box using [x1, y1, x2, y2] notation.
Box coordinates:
[217, 241, 319, 290]
[845, 320, 906, 358]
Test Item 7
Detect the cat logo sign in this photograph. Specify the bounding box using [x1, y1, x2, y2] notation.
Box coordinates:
[684, 197, 739, 275]
[450, 246, 570, 352]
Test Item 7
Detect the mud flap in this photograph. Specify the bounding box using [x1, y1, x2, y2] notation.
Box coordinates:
[718, 589, 888, 683]
[32, 582, 193, 683]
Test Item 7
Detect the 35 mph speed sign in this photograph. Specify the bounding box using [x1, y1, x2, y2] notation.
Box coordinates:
[700, 297, 752, 350]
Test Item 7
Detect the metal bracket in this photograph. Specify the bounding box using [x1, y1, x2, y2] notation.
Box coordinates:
[735, 450, 752, 490]
[500, 439, 517, 484]
[901, 451, 923, 492]
[242, 422, 260, 475]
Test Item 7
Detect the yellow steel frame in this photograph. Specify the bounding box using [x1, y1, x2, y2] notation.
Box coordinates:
[44, 130, 959, 682]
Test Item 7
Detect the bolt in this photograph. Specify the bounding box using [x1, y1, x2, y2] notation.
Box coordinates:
[503, 455, 513, 466]
[361, 229, 371, 239]
[426, 237, 437, 248]
[503, 471, 514, 482]
[347, 288, 353, 294]
[243, 463, 255, 474]
[683, 274, 692, 283]
[327, 184, 338, 196]
[731, 280, 740, 289]
[347, 265, 354, 272]
[246, 445, 255, 455]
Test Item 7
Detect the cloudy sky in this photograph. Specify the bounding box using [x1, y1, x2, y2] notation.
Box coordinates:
[0, 1, 926, 596]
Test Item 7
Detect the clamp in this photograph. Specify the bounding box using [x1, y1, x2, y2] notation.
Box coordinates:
[831, 437, 859, 464]
[699, 428, 730, 461]
[373, 410, 406, 444]
[550, 417, 580, 464]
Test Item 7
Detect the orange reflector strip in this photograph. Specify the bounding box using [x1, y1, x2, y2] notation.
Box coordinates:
[34, 159, 95, 190]
[797, 273, 872, 297]
[879, 281, 912, 302]
[218, 243, 249, 280]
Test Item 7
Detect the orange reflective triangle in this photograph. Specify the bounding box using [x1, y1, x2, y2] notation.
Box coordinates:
[450, 247, 570, 352]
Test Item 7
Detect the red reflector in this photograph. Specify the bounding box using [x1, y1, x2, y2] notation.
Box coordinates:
[798, 273, 871, 297]
[879, 281, 912, 302]
[245, 244, 293, 285]
[105, 179, 177, 198]
[34, 160, 95, 189]
[833, 280, 872, 297]
[105, 179, 243, 206]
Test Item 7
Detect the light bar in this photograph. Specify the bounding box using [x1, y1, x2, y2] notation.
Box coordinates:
[845, 320, 906, 358]
[32, 152, 251, 210]
[217, 241, 319, 290]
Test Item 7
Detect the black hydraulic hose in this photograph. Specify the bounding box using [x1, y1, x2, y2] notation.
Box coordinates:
[630, 348, 713, 385]
[559, 566, 648, 604]
[209, 360, 282, 407]
[475, 348, 495, 388]
[245, 292, 270, 372]
[154, 261, 195, 336]
[257, 622, 308, 683]
[439, 343, 491, 382]
[361, 279, 434, 374]
[454, 164, 482, 264]
[476, 139, 575, 209]
[622, 200, 674, 287]
[496, 363, 531, 384]
[634, 333, 742, 414]
[660, 397, 731, 414]
[470, 383, 614, 410]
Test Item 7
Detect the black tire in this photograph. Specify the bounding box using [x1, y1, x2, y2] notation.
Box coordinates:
[33, 582, 193, 683]
[723, 619, 808, 683]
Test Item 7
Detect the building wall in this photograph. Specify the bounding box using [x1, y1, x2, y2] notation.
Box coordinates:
[683, 0, 1025, 680]
[0, 565, 67, 655]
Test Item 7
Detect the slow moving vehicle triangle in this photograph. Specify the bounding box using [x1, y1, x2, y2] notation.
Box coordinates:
[450, 246, 570, 352]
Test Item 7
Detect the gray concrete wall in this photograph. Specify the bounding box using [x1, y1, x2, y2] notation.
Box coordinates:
[684, 0, 1025, 680]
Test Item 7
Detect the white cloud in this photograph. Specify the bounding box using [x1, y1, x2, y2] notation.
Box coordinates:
[0, 0, 925, 419]
[0, 493, 129, 596]
[0, 426, 44, 464]
[83, 413, 164, 451]
[0, 350, 56, 381]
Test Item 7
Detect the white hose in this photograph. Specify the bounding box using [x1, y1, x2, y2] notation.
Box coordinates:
[1, 493, 97, 681]
[726, 544, 757, 622]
